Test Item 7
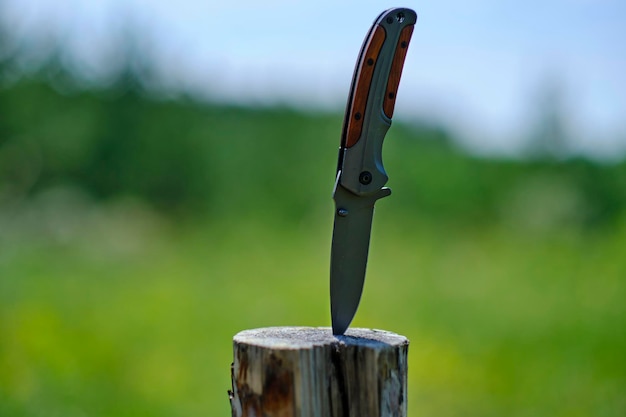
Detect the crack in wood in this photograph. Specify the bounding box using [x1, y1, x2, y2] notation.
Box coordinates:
[330, 341, 350, 417]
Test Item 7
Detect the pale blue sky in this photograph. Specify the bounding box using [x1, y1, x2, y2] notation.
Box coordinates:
[3, 0, 625, 157]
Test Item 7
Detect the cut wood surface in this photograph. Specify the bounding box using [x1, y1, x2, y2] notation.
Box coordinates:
[229, 326, 409, 417]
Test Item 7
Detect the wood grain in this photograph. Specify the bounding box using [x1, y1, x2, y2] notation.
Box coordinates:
[383, 25, 414, 119]
[229, 327, 409, 417]
[344, 26, 386, 148]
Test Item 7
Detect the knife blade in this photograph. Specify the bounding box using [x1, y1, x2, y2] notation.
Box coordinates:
[331, 7, 416, 335]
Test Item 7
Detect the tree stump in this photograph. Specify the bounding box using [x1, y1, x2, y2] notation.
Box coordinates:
[229, 326, 409, 417]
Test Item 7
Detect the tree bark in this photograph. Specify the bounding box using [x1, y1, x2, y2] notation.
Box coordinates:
[229, 326, 408, 417]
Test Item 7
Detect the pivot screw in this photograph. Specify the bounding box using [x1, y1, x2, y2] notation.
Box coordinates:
[337, 208, 349, 217]
[359, 171, 372, 185]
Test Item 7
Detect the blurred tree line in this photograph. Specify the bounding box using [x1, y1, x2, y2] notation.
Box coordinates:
[1, 30, 625, 231]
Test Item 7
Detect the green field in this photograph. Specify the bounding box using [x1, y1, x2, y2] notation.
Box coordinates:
[1, 77, 626, 416]
[2, 209, 625, 416]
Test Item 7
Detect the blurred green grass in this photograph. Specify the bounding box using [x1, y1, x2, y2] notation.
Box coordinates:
[1, 76, 626, 416]
[2, 209, 625, 416]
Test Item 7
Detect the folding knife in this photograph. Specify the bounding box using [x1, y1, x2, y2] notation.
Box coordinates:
[330, 7, 416, 335]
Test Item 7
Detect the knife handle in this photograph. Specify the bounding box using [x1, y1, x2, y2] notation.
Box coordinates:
[341, 8, 416, 150]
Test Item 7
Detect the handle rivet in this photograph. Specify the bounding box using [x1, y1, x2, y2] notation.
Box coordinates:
[337, 208, 349, 217]
[401, 41, 408, 48]
[359, 171, 373, 185]
[388, 92, 395, 99]
[386, 16, 394, 24]
[354, 112, 362, 120]
[367, 58, 374, 66]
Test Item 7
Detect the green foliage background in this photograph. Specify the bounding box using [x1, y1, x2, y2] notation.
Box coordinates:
[1, 65, 625, 416]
